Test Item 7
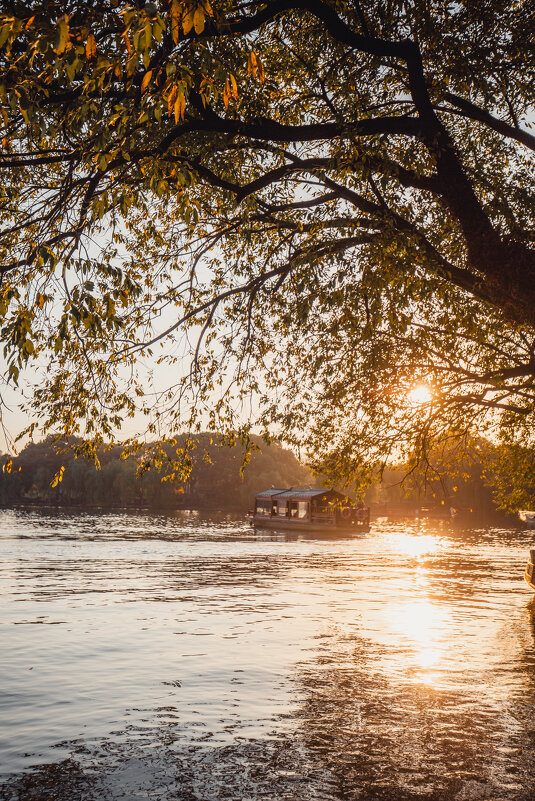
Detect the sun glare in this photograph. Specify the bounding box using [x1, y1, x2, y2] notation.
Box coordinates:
[408, 384, 432, 405]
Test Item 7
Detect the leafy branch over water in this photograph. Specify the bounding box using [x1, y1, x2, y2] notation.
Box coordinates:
[0, 1, 534, 489]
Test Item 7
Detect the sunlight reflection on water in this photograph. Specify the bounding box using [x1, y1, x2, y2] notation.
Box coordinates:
[1, 509, 535, 800]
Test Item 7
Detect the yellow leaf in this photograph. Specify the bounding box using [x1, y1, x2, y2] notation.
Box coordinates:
[193, 7, 205, 34]
[25, 15, 36, 29]
[202, 0, 213, 15]
[247, 51, 264, 82]
[4, 458, 12, 474]
[249, 50, 257, 77]
[141, 69, 153, 92]
[223, 79, 230, 110]
[122, 31, 132, 54]
[174, 88, 185, 122]
[54, 15, 70, 54]
[167, 84, 178, 116]
[170, 0, 182, 44]
[85, 32, 96, 60]
[182, 10, 195, 34]
[230, 73, 238, 100]
[51, 466, 65, 488]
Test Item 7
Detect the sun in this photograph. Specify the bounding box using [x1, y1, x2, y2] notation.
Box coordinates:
[408, 384, 432, 405]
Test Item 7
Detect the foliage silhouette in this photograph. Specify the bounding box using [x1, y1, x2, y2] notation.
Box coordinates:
[0, 1, 534, 487]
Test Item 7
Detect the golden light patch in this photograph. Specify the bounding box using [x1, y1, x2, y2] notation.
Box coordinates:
[408, 383, 432, 405]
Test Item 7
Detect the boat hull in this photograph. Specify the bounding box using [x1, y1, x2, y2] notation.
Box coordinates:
[525, 550, 535, 590]
[519, 510, 535, 528]
[252, 517, 369, 534]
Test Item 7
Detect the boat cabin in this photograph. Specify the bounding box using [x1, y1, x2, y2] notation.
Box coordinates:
[253, 487, 369, 531]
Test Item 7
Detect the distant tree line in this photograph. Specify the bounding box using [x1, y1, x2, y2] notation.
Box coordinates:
[0, 434, 311, 511]
[365, 437, 535, 517]
[1, 432, 532, 516]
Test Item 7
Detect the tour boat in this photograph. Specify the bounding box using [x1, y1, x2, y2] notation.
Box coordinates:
[525, 549, 535, 590]
[519, 510, 535, 527]
[250, 487, 370, 533]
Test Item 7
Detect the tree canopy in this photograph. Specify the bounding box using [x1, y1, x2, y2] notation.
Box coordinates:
[0, 1, 534, 490]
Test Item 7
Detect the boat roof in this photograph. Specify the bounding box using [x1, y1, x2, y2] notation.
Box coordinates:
[255, 487, 346, 500]
[254, 488, 289, 497]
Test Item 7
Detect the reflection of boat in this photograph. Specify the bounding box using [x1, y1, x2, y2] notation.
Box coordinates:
[251, 488, 370, 533]
[519, 510, 535, 527]
[252, 529, 364, 543]
[524, 550, 535, 591]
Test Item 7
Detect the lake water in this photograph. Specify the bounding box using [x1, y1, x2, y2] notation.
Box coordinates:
[1, 508, 535, 800]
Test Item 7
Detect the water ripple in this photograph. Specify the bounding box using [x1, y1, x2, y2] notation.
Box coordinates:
[1, 508, 535, 800]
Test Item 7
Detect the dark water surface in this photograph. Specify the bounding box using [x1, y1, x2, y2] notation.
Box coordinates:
[1, 508, 535, 800]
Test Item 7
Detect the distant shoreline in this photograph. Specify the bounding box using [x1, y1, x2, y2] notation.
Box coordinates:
[0, 500, 521, 527]
[0, 500, 250, 514]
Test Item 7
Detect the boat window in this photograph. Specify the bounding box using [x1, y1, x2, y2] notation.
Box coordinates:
[256, 500, 271, 515]
[297, 501, 308, 519]
[277, 501, 288, 517]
